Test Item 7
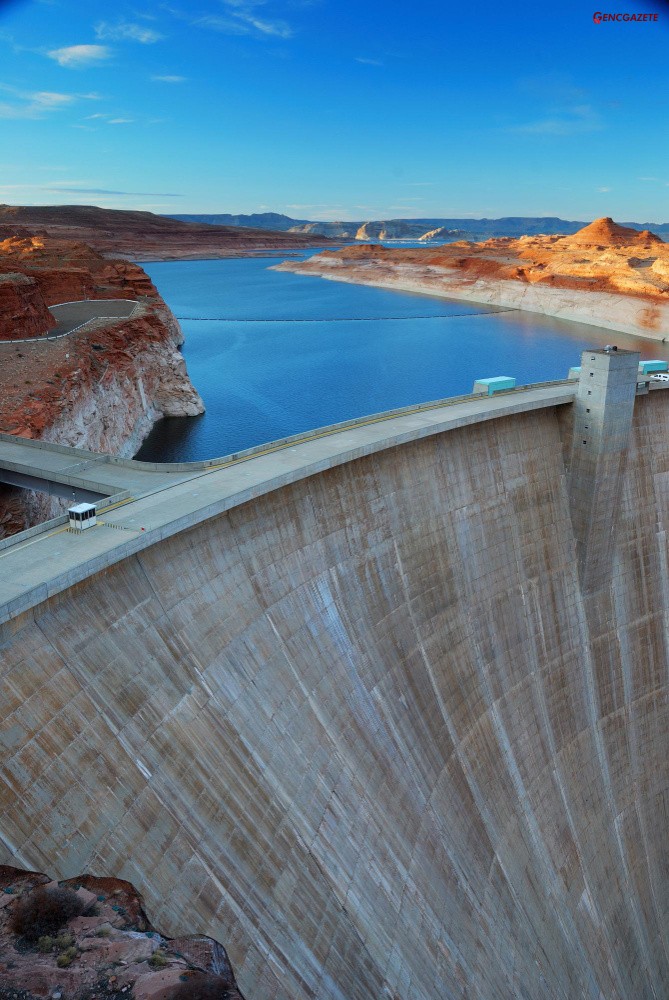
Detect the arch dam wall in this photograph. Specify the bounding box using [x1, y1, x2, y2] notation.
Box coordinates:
[1, 381, 669, 999]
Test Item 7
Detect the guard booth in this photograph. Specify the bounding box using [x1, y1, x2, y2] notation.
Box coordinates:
[472, 376, 516, 396]
[68, 502, 97, 531]
[639, 360, 669, 375]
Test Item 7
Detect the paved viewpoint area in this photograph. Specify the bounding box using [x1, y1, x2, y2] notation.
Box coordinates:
[3, 371, 669, 1000]
[49, 298, 137, 336]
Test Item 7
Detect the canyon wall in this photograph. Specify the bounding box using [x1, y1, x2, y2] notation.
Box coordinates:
[0, 236, 204, 536]
[2, 390, 669, 998]
[0, 272, 55, 340]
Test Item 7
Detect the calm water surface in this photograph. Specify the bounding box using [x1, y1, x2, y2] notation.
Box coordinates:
[137, 253, 668, 462]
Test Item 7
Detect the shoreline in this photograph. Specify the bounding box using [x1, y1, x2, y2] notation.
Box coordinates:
[276, 259, 669, 343]
[124, 245, 346, 264]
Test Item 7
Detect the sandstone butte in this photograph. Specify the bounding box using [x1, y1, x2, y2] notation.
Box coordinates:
[277, 217, 669, 340]
[0, 864, 246, 999]
[0, 232, 205, 537]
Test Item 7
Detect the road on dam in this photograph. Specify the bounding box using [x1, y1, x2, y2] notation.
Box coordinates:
[0, 381, 575, 624]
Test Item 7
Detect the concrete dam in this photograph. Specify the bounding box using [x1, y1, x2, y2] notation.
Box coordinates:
[1, 351, 668, 999]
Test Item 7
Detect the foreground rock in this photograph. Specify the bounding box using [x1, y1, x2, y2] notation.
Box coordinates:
[0, 865, 246, 999]
[278, 217, 669, 340]
[0, 234, 204, 536]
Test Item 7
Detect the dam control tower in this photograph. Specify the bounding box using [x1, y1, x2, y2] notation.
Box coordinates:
[568, 345, 640, 592]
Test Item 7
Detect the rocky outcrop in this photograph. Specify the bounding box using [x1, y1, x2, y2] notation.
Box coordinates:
[0, 235, 158, 303]
[0, 233, 204, 537]
[418, 226, 464, 241]
[0, 865, 246, 999]
[0, 272, 55, 340]
[278, 218, 669, 340]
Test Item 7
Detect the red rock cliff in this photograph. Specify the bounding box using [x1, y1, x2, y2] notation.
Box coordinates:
[0, 234, 204, 536]
[0, 272, 56, 340]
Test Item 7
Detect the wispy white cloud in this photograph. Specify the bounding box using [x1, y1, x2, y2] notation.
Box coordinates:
[48, 44, 111, 68]
[356, 57, 383, 66]
[95, 21, 164, 44]
[597, 186, 612, 193]
[0, 84, 97, 119]
[509, 104, 602, 136]
[47, 186, 180, 196]
[197, 12, 293, 37]
[189, 0, 294, 39]
[0, 183, 181, 197]
[151, 74, 187, 83]
[83, 112, 134, 124]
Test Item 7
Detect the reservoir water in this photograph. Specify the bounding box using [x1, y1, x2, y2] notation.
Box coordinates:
[137, 252, 668, 462]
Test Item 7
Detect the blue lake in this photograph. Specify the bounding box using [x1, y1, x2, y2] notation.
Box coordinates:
[136, 253, 668, 462]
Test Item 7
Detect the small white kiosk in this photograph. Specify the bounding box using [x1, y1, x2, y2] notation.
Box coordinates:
[68, 502, 97, 531]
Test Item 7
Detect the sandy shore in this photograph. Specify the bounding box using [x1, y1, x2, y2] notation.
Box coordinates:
[276, 257, 669, 342]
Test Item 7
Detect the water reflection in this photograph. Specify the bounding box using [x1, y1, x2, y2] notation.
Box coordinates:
[136, 256, 668, 462]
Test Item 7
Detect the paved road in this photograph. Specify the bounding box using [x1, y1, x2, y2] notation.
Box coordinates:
[0, 299, 139, 345]
[49, 299, 138, 336]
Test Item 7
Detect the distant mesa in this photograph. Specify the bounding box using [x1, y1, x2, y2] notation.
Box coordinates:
[172, 212, 669, 243]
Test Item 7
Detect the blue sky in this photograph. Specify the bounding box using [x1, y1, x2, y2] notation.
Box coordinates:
[0, 0, 667, 220]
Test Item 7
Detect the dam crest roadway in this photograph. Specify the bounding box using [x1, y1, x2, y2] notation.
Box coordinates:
[0, 379, 575, 624]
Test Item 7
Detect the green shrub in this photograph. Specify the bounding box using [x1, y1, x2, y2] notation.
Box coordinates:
[56, 946, 78, 968]
[9, 887, 85, 941]
[37, 935, 55, 953]
[149, 949, 168, 969]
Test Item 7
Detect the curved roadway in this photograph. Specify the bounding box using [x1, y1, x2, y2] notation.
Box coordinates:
[0, 381, 575, 625]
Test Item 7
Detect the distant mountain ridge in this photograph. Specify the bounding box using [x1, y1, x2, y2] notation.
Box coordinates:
[170, 213, 669, 241]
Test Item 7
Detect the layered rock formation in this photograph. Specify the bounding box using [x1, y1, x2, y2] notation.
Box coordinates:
[278, 218, 669, 339]
[0, 865, 246, 999]
[0, 204, 331, 261]
[0, 272, 56, 340]
[0, 233, 204, 535]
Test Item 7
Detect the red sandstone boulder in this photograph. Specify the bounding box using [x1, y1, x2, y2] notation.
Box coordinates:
[0, 865, 247, 999]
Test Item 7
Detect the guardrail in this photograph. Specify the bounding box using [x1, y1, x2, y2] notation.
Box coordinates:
[0, 300, 140, 346]
[0, 377, 577, 475]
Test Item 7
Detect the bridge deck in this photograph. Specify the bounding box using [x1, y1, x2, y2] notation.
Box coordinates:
[0, 382, 575, 625]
